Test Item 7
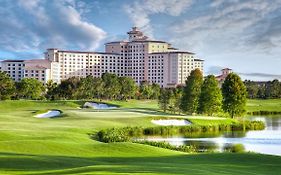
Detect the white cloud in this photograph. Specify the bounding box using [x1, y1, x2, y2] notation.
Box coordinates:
[0, 0, 106, 57]
[124, 0, 193, 37]
[169, 0, 281, 53]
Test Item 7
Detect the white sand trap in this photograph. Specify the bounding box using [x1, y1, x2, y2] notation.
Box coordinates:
[151, 119, 191, 126]
[35, 110, 61, 118]
[84, 102, 117, 109]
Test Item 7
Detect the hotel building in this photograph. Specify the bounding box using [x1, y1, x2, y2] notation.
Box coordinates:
[1, 27, 203, 87]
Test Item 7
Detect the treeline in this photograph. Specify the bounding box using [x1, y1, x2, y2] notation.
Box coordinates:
[0, 71, 160, 101]
[158, 69, 248, 118]
[244, 80, 281, 99]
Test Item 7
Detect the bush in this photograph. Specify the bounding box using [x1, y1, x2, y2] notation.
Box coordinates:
[91, 120, 265, 143]
[94, 128, 130, 143]
[134, 140, 197, 153]
[223, 143, 245, 153]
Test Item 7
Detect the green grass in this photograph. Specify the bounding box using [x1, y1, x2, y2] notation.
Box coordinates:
[246, 99, 281, 113]
[0, 100, 280, 174]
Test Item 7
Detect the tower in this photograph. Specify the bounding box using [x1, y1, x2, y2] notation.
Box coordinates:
[127, 27, 147, 41]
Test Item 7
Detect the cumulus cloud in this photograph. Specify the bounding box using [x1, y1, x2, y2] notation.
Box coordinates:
[0, 0, 106, 58]
[124, 0, 193, 37]
[168, 0, 281, 53]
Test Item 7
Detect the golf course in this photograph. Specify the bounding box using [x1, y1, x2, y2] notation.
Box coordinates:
[0, 99, 281, 175]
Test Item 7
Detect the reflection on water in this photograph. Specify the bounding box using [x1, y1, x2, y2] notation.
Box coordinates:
[146, 116, 281, 156]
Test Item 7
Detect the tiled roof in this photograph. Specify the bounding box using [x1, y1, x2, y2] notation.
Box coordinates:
[1, 59, 25, 62]
[150, 51, 195, 55]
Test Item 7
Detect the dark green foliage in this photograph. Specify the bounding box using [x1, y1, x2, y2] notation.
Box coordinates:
[93, 128, 131, 143]
[198, 75, 222, 116]
[158, 87, 182, 114]
[248, 111, 281, 115]
[102, 72, 121, 99]
[169, 87, 182, 114]
[45, 80, 58, 100]
[91, 77, 104, 99]
[266, 79, 281, 98]
[180, 69, 203, 114]
[44, 73, 158, 101]
[134, 140, 197, 153]
[16, 78, 45, 99]
[151, 83, 161, 99]
[222, 73, 247, 118]
[223, 144, 245, 153]
[92, 121, 265, 143]
[244, 80, 259, 98]
[244, 80, 281, 99]
[54, 77, 80, 99]
[158, 88, 172, 112]
[139, 81, 153, 99]
[0, 71, 15, 100]
[92, 127, 144, 143]
[76, 76, 97, 99]
[119, 76, 137, 100]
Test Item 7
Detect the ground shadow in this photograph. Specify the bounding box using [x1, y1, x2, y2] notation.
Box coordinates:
[0, 152, 281, 174]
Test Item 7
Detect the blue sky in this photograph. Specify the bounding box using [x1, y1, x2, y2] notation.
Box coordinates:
[0, 0, 281, 81]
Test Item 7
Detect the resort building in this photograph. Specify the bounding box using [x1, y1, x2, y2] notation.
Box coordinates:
[216, 68, 232, 85]
[0, 60, 25, 82]
[1, 27, 204, 87]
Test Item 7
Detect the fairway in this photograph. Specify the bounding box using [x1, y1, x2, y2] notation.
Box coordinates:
[246, 99, 281, 113]
[0, 100, 280, 175]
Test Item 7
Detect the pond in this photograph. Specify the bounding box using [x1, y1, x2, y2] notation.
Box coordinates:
[145, 116, 281, 156]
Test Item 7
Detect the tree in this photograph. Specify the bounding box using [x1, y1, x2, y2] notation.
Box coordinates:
[151, 83, 161, 99]
[119, 76, 137, 100]
[139, 81, 153, 99]
[0, 71, 15, 100]
[56, 77, 80, 99]
[198, 75, 222, 116]
[169, 87, 183, 114]
[180, 69, 203, 114]
[102, 72, 121, 99]
[45, 80, 58, 100]
[222, 73, 247, 118]
[267, 79, 281, 98]
[16, 78, 45, 99]
[158, 88, 172, 112]
[76, 76, 96, 99]
[244, 80, 259, 99]
[92, 77, 104, 99]
[257, 84, 266, 99]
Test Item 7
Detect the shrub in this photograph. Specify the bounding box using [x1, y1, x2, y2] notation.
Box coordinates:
[91, 120, 265, 143]
[223, 143, 245, 153]
[92, 128, 131, 143]
[134, 140, 197, 153]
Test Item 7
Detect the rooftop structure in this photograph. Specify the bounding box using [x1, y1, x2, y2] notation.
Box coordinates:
[216, 68, 233, 83]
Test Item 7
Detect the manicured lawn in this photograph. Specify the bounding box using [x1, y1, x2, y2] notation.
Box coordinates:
[0, 100, 280, 174]
[246, 99, 281, 113]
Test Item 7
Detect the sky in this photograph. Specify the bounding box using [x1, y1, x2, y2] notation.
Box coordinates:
[0, 0, 281, 81]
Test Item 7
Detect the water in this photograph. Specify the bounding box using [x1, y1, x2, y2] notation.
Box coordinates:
[146, 116, 281, 156]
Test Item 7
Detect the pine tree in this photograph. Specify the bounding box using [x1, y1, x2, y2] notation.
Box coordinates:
[222, 73, 247, 118]
[180, 69, 203, 114]
[198, 75, 222, 116]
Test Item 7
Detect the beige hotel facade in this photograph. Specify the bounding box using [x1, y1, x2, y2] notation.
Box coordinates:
[0, 27, 203, 87]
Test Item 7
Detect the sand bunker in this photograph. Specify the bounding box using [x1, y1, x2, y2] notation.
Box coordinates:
[151, 119, 191, 126]
[35, 110, 61, 118]
[84, 102, 117, 109]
